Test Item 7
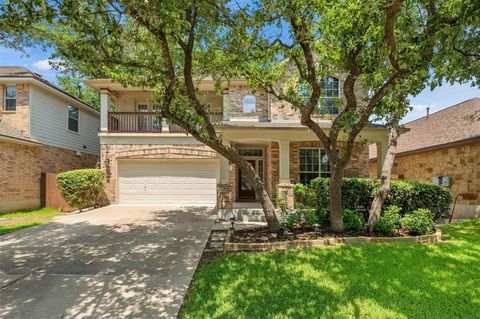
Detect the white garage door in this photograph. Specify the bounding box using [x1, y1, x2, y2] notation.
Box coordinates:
[118, 160, 219, 206]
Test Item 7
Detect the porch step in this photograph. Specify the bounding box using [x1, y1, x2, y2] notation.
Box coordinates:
[218, 208, 271, 222]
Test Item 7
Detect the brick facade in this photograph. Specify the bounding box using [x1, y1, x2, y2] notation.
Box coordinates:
[290, 141, 370, 183]
[369, 141, 480, 206]
[269, 72, 366, 122]
[214, 140, 369, 209]
[101, 143, 218, 203]
[0, 142, 98, 212]
[0, 84, 30, 135]
[265, 141, 280, 196]
[227, 85, 269, 121]
[101, 139, 370, 208]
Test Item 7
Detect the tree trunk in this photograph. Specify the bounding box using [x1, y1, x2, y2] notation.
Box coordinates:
[236, 157, 280, 233]
[329, 163, 345, 232]
[367, 122, 399, 232]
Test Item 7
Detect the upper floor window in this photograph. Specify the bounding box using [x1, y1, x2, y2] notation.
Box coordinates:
[243, 95, 256, 113]
[299, 148, 330, 184]
[68, 105, 79, 132]
[319, 76, 340, 115]
[4, 86, 16, 111]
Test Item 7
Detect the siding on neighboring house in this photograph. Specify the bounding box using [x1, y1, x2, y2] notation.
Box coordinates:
[30, 85, 100, 155]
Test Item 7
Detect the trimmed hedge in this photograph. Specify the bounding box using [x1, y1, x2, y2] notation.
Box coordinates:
[294, 178, 453, 221]
[57, 169, 108, 210]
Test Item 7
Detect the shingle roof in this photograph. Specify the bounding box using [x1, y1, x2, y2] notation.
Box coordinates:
[370, 97, 480, 159]
[0, 66, 97, 112]
[0, 121, 41, 144]
[0, 66, 38, 78]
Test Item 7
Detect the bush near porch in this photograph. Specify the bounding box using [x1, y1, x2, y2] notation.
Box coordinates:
[57, 169, 108, 210]
[294, 178, 453, 222]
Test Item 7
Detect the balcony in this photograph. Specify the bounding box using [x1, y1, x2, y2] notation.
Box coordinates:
[107, 111, 223, 133]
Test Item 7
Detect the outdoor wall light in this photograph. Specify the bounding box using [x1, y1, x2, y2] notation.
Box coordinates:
[104, 158, 111, 167]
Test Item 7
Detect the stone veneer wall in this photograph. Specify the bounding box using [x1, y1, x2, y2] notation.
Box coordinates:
[101, 143, 218, 203]
[290, 141, 370, 183]
[369, 141, 480, 206]
[0, 142, 98, 212]
[265, 141, 280, 198]
[0, 84, 30, 136]
[227, 85, 269, 121]
[269, 73, 366, 122]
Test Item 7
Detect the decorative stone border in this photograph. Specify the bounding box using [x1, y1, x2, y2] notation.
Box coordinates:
[224, 229, 442, 252]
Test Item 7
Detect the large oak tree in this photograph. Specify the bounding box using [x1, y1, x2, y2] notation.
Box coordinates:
[0, 0, 281, 232]
[207, 0, 479, 231]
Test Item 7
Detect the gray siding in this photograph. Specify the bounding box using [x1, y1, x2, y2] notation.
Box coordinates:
[30, 85, 100, 155]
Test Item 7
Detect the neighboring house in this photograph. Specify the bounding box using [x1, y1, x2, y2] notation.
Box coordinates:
[0, 67, 100, 212]
[85, 75, 388, 217]
[369, 98, 480, 219]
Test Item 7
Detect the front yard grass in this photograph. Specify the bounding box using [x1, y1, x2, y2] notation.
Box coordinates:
[0, 208, 65, 235]
[180, 220, 480, 319]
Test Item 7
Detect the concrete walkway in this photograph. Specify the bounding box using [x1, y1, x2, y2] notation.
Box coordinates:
[0, 206, 215, 318]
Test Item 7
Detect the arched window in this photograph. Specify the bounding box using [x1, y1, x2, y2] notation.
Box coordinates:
[320, 76, 340, 114]
[243, 95, 256, 113]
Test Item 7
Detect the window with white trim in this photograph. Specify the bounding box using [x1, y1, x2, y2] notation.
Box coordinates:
[4, 86, 16, 111]
[68, 105, 79, 132]
[298, 76, 340, 115]
[243, 95, 256, 113]
[299, 148, 330, 184]
[319, 76, 340, 115]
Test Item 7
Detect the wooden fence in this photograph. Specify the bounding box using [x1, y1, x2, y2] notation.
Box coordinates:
[41, 172, 73, 211]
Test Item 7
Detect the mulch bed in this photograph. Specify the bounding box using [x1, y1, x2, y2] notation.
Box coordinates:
[231, 226, 429, 243]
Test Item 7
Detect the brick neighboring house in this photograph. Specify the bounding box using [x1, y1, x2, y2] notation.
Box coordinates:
[369, 98, 480, 219]
[86, 74, 388, 218]
[0, 67, 100, 212]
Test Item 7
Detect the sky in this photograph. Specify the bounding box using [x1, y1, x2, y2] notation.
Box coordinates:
[1, 45, 478, 124]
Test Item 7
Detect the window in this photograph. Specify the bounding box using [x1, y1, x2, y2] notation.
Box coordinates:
[68, 105, 79, 132]
[319, 76, 340, 114]
[299, 148, 330, 184]
[238, 148, 263, 157]
[4, 86, 16, 111]
[298, 76, 340, 115]
[243, 95, 256, 113]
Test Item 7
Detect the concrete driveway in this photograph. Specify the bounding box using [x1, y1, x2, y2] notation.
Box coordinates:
[0, 206, 215, 318]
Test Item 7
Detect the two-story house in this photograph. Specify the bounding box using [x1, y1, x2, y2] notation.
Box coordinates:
[86, 75, 388, 218]
[0, 67, 100, 212]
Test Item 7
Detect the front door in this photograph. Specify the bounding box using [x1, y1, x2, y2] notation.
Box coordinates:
[238, 160, 257, 201]
[137, 102, 149, 131]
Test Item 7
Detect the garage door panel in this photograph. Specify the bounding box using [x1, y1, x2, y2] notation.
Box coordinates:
[118, 160, 218, 206]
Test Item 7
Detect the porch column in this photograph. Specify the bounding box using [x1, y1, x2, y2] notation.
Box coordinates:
[278, 140, 294, 209]
[220, 154, 229, 184]
[376, 140, 388, 178]
[100, 89, 111, 132]
[279, 140, 290, 183]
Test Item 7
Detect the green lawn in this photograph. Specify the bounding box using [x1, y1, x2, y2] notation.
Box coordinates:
[180, 220, 480, 319]
[0, 208, 64, 235]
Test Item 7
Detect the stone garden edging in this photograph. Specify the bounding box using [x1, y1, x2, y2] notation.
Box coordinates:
[224, 229, 442, 252]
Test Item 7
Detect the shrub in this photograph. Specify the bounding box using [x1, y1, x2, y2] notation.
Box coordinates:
[343, 209, 364, 231]
[377, 205, 402, 235]
[293, 178, 452, 221]
[401, 208, 434, 235]
[57, 169, 107, 210]
[301, 208, 319, 228]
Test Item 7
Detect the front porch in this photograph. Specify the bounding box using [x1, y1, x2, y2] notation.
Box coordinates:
[216, 135, 386, 219]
